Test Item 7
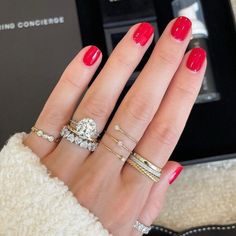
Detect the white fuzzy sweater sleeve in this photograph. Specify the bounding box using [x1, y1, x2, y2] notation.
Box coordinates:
[0, 132, 111, 236]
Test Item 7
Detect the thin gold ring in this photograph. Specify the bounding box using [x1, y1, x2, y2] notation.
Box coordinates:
[67, 125, 97, 142]
[31, 126, 60, 143]
[100, 140, 126, 162]
[132, 152, 162, 173]
[127, 159, 160, 182]
[105, 132, 132, 153]
[114, 124, 138, 144]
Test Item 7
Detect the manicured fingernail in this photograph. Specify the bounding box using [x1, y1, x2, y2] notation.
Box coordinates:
[83, 46, 101, 66]
[169, 166, 184, 185]
[171, 16, 192, 41]
[133, 22, 154, 46]
[186, 48, 206, 72]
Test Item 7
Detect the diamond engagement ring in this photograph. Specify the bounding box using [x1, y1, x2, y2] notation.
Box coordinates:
[60, 118, 99, 152]
[70, 118, 100, 140]
[133, 220, 153, 234]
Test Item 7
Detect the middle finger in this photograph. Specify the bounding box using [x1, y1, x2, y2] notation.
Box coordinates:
[50, 22, 154, 179]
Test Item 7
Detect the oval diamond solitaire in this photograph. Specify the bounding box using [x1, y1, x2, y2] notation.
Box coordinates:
[70, 118, 99, 140]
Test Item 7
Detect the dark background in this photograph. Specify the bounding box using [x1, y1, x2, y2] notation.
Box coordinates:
[0, 0, 236, 164]
[76, 0, 236, 164]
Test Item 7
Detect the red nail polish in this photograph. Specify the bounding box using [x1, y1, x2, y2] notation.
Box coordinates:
[186, 48, 206, 72]
[83, 46, 101, 66]
[133, 22, 154, 46]
[169, 166, 184, 185]
[171, 16, 192, 41]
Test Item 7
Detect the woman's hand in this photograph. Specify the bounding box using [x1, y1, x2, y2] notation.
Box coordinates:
[23, 17, 206, 236]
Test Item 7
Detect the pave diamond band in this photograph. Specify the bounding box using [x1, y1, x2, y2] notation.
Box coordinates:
[133, 220, 152, 234]
[31, 126, 60, 143]
[60, 125, 98, 152]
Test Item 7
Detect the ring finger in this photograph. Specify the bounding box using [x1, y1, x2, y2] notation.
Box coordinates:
[23, 46, 102, 158]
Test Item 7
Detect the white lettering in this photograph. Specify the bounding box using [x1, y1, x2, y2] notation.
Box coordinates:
[0, 16, 65, 31]
[0, 23, 15, 30]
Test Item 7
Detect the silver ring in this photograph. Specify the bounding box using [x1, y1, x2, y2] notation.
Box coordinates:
[133, 220, 152, 234]
[60, 125, 98, 152]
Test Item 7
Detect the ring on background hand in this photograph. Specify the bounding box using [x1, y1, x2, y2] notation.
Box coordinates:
[31, 126, 61, 143]
[133, 220, 153, 234]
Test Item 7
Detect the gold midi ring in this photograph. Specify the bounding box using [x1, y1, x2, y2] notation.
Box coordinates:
[114, 124, 138, 144]
[31, 126, 61, 143]
[100, 140, 126, 162]
[105, 132, 132, 153]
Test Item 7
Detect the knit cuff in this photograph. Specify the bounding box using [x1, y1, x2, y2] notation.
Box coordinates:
[0, 132, 111, 236]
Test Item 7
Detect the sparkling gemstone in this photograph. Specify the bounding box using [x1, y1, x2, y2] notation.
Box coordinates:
[75, 118, 97, 139]
[74, 136, 82, 145]
[114, 125, 120, 131]
[60, 126, 66, 136]
[87, 142, 92, 150]
[67, 134, 75, 143]
[64, 129, 70, 138]
[37, 130, 43, 136]
[42, 134, 48, 139]
[91, 143, 97, 151]
[117, 141, 123, 146]
[80, 141, 88, 148]
[48, 136, 54, 142]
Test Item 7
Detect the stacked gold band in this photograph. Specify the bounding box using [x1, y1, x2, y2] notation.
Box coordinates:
[127, 152, 162, 182]
[127, 158, 159, 182]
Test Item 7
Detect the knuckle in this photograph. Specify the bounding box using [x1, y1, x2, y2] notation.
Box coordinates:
[61, 75, 82, 90]
[175, 82, 196, 99]
[149, 122, 179, 147]
[112, 50, 136, 70]
[124, 95, 153, 124]
[40, 105, 67, 128]
[157, 48, 179, 67]
[74, 173, 105, 207]
[82, 93, 110, 119]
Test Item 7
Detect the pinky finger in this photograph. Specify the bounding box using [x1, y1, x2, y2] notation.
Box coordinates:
[131, 161, 183, 236]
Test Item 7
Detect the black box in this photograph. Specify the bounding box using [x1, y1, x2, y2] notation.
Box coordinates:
[0, 0, 82, 147]
[78, 0, 236, 165]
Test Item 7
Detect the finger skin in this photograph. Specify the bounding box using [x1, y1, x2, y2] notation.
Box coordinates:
[125, 49, 206, 185]
[92, 17, 192, 173]
[46, 22, 154, 183]
[131, 161, 183, 236]
[23, 46, 102, 158]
